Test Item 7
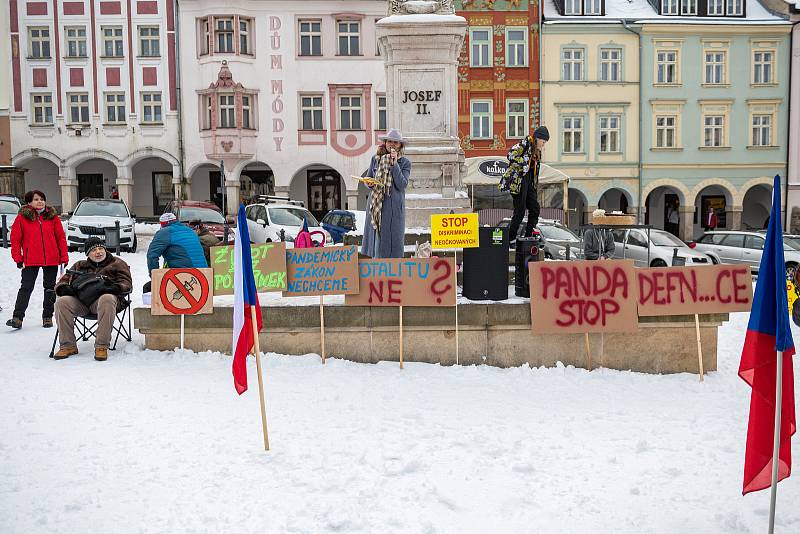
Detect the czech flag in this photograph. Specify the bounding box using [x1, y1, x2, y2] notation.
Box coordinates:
[739, 175, 796, 494]
[232, 204, 262, 395]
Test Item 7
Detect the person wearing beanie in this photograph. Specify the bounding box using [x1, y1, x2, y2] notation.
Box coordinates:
[583, 209, 616, 261]
[52, 237, 133, 361]
[498, 125, 550, 247]
[146, 212, 207, 277]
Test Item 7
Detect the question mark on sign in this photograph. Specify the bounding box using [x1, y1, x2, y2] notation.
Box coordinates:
[430, 259, 452, 304]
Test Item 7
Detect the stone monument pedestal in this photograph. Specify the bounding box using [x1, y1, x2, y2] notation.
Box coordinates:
[377, 12, 471, 227]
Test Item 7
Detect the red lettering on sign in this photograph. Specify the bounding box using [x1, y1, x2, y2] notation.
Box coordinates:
[732, 267, 750, 304]
[430, 258, 452, 304]
[716, 270, 732, 304]
[387, 279, 402, 304]
[541, 265, 629, 299]
[556, 298, 621, 327]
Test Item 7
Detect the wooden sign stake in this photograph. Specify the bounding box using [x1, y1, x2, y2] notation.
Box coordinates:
[180, 314, 185, 350]
[399, 305, 404, 369]
[319, 295, 326, 364]
[584, 332, 592, 370]
[250, 306, 270, 451]
[695, 314, 704, 382]
[600, 332, 605, 369]
[454, 250, 460, 365]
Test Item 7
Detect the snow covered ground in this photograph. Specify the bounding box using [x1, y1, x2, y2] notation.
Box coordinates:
[1, 246, 799, 533]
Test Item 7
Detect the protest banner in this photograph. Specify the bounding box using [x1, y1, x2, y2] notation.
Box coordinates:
[636, 264, 753, 316]
[151, 267, 214, 349]
[430, 213, 479, 250]
[528, 260, 638, 334]
[211, 242, 287, 296]
[284, 245, 360, 297]
[345, 257, 457, 307]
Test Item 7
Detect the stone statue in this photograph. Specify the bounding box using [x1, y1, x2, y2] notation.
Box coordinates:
[388, 0, 455, 16]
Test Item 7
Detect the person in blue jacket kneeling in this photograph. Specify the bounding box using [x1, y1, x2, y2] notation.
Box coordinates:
[144, 212, 208, 293]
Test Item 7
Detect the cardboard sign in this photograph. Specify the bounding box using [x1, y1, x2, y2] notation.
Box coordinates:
[430, 213, 479, 249]
[211, 242, 287, 296]
[284, 245, 360, 297]
[345, 257, 456, 306]
[529, 260, 638, 334]
[636, 265, 753, 317]
[151, 268, 214, 316]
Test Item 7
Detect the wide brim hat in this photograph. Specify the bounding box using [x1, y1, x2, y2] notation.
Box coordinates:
[378, 128, 406, 144]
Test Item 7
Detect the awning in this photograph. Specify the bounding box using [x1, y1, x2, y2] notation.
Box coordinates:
[463, 156, 570, 186]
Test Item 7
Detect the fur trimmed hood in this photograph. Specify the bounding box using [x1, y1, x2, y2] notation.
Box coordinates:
[19, 205, 58, 221]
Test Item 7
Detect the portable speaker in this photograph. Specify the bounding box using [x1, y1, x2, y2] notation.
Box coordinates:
[463, 226, 509, 301]
[514, 235, 543, 298]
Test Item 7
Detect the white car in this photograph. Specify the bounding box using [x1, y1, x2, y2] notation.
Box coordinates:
[0, 196, 21, 242]
[65, 198, 137, 252]
[244, 202, 331, 245]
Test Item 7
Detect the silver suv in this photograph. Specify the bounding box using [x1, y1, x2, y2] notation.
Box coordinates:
[691, 230, 800, 276]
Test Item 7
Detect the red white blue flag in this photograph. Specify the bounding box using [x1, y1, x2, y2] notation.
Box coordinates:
[739, 174, 796, 494]
[232, 204, 262, 395]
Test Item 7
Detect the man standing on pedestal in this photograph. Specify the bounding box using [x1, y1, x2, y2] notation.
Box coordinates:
[499, 126, 550, 248]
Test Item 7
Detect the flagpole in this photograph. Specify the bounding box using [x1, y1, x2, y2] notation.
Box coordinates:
[250, 306, 270, 451]
[767, 349, 783, 534]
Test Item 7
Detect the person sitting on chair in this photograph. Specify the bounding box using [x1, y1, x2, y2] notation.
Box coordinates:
[53, 238, 133, 361]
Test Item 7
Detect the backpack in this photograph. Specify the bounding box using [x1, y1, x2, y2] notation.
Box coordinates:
[294, 219, 325, 249]
[68, 270, 109, 307]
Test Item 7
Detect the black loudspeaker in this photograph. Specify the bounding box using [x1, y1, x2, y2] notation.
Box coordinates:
[463, 226, 509, 301]
[514, 236, 544, 298]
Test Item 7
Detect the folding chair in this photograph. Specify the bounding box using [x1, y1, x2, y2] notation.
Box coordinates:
[48, 292, 133, 358]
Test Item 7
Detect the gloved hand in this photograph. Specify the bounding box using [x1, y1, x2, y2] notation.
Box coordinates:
[105, 281, 121, 295]
[16, 262, 23, 269]
[55, 285, 75, 297]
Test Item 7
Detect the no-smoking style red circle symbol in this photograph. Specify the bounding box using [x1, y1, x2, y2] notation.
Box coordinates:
[159, 268, 210, 315]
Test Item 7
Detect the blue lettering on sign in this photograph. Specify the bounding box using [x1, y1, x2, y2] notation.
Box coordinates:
[358, 260, 431, 279]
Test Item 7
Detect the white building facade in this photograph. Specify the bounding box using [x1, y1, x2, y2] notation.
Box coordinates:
[178, 0, 387, 219]
[8, 0, 181, 216]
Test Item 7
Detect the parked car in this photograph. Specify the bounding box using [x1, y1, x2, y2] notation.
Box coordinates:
[497, 217, 584, 259]
[65, 198, 137, 252]
[244, 200, 332, 245]
[690, 230, 800, 277]
[0, 197, 21, 242]
[610, 228, 710, 267]
[320, 209, 367, 243]
[164, 200, 233, 242]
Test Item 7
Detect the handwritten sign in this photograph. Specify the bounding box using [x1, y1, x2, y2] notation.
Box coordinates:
[284, 245, 360, 297]
[636, 265, 752, 317]
[211, 243, 287, 296]
[345, 257, 456, 306]
[529, 260, 638, 334]
[430, 213, 479, 249]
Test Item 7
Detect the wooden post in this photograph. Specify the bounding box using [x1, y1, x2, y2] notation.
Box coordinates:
[250, 306, 270, 451]
[584, 332, 591, 370]
[600, 332, 605, 369]
[694, 314, 704, 382]
[454, 250, 459, 365]
[319, 295, 326, 364]
[399, 305, 404, 370]
[180, 314, 185, 350]
[768, 350, 784, 534]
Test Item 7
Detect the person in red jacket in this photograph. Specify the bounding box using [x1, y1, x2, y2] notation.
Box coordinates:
[7, 190, 69, 329]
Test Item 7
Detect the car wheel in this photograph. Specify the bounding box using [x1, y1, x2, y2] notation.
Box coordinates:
[68, 246, 76, 253]
[651, 259, 668, 268]
[130, 236, 138, 253]
[707, 254, 719, 264]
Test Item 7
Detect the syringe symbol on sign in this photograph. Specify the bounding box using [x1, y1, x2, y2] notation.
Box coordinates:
[171, 276, 199, 302]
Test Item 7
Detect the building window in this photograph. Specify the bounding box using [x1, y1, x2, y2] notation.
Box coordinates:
[470, 100, 492, 139]
[201, 95, 213, 129]
[141, 92, 162, 123]
[600, 48, 621, 81]
[339, 95, 362, 130]
[201, 18, 210, 55]
[661, 0, 678, 15]
[218, 94, 235, 128]
[752, 115, 771, 147]
[239, 19, 251, 55]
[377, 94, 387, 132]
[506, 27, 527, 67]
[708, 0, 723, 15]
[31, 94, 53, 125]
[656, 50, 678, 84]
[704, 51, 726, 84]
[681, 0, 697, 14]
[215, 18, 234, 53]
[470, 28, 491, 67]
[703, 115, 724, 147]
[655, 116, 677, 148]
[506, 100, 527, 139]
[299, 20, 322, 56]
[241, 95, 253, 129]
[102, 26, 124, 57]
[105, 93, 126, 124]
[337, 21, 360, 56]
[564, 0, 581, 15]
[139, 26, 160, 57]
[599, 115, 620, 153]
[562, 48, 584, 81]
[584, 0, 602, 15]
[562, 116, 583, 153]
[68, 93, 90, 124]
[301, 95, 324, 130]
[65, 26, 87, 58]
[753, 51, 774, 84]
[28, 27, 51, 59]
[726, 0, 743, 15]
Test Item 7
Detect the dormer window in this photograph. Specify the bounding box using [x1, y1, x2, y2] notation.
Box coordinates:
[708, 0, 724, 14]
[563, 0, 603, 15]
[662, 0, 679, 15]
[584, 0, 602, 15]
[726, 0, 743, 15]
[681, 0, 697, 15]
[564, 0, 581, 15]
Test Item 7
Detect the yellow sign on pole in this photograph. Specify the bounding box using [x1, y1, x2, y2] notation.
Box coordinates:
[430, 213, 480, 249]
